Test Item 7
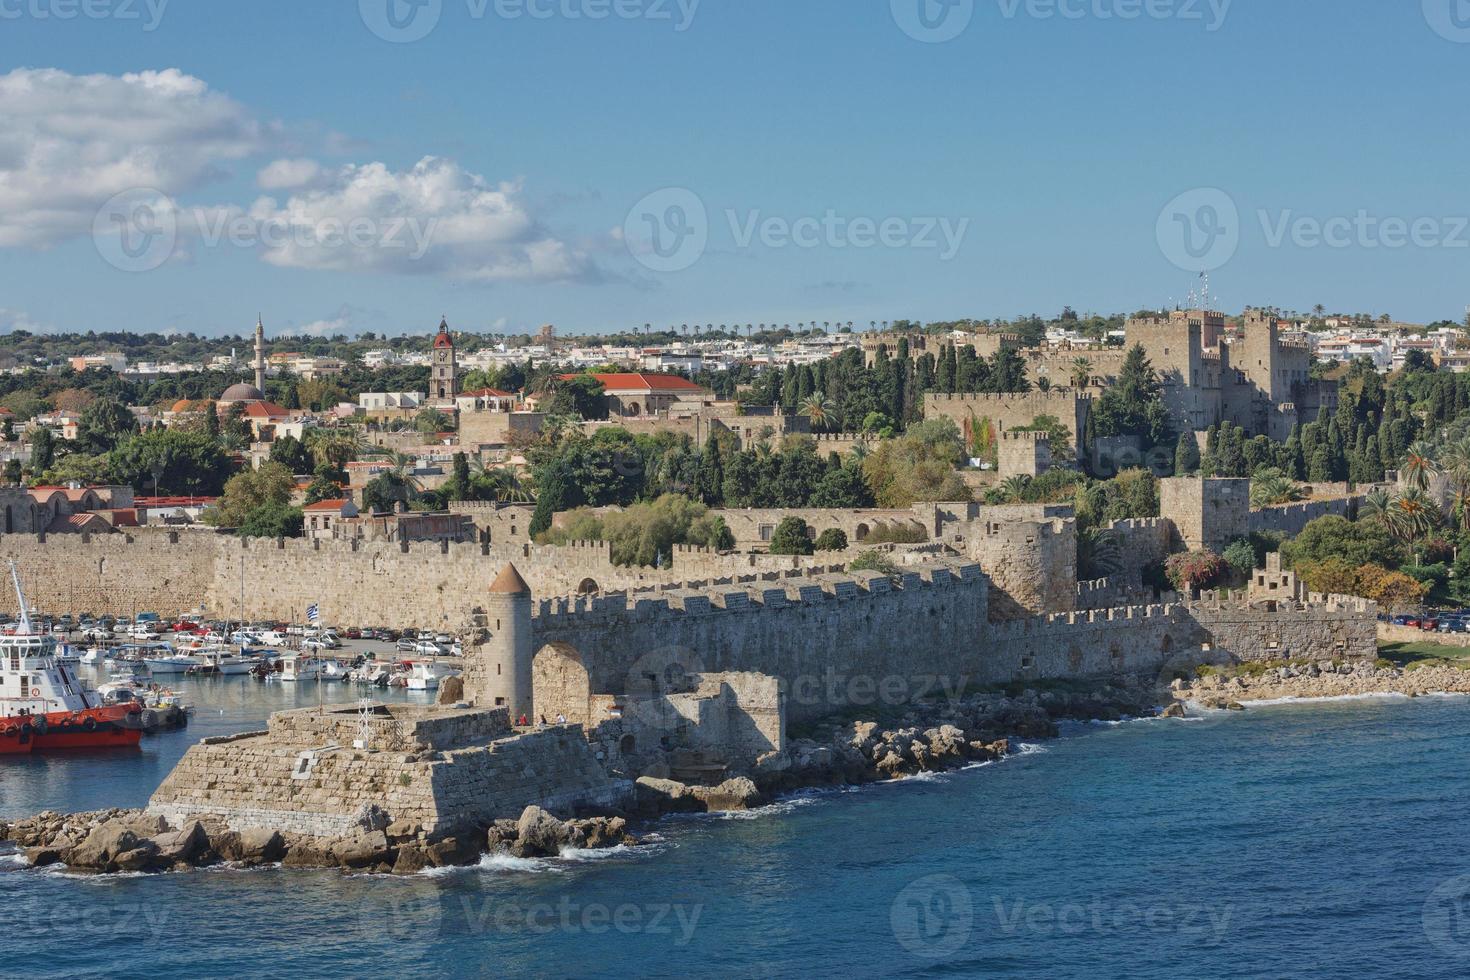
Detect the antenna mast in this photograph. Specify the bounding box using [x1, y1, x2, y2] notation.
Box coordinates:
[9, 561, 32, 635]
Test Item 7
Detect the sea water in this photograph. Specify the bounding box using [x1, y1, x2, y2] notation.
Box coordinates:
[4, 681, 1470, 978]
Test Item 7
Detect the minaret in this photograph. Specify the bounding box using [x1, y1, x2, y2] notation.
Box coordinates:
[253, 315, 266, 393]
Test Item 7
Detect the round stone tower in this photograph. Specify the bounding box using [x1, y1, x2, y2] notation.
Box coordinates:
[472, 562, 533, 718]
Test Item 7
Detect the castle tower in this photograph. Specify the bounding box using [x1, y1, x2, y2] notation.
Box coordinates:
[467, 562, 533, 717]
[253, 316, 266, 393]
[432, 317, 459, 405]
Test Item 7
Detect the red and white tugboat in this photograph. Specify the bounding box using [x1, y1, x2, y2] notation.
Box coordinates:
[1, 563, 142, 755]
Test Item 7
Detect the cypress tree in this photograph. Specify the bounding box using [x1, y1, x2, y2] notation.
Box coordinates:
[1174, 430, 1200, 476]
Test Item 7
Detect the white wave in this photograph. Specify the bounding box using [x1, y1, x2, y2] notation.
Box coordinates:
[1013, 742, 1048, 755]
[467, 852, 559, 875]
[1237, 691, 1413, 707]
[557, 842, 652, 863]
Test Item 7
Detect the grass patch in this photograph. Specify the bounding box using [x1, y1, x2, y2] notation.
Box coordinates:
[1377, 641, 1470, 670]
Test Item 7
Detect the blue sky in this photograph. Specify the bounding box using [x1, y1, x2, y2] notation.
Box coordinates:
[2, 0, 1468, 338]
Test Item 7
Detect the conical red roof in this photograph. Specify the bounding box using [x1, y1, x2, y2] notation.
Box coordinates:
[490, 562, 530, 595]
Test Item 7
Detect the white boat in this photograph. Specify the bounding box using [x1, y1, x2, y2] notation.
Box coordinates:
[278, 654, 326, 682]
[406, 661, 462, 691]
[143, 653, 205, 674]
[53, 644, 81, 666]
[187, 649, 262, 677]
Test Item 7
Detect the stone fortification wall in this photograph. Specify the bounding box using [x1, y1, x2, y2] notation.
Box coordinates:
[0, 531, 218, 618]
[708, 507, 929, 550]
[966, 518, 1077, 620]
[984, 605, 1195, 685]
[1249, 497, 1358, 537]
[149, 724, 631, 836]
[1186, 592, 1378, 662]
[532, 563, 991, 723]
[924, 391, 1089, 462]
[1107, 517, 1173, 569]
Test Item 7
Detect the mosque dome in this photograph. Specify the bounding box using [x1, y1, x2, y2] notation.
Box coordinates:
[220, 383, 265, 402]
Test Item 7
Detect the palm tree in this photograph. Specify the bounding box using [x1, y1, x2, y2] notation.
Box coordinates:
[1385, 488, 1438, 543]
[1361, 488, 1391, 521]
[998, 475, 1031, 503]
[1078, 527, 1123, 580]
[1402, 440, 1439, 491]
[1250, 468, 1307, 508]
[801, 393, 835, 431]
[1069, 357, 1093, 389]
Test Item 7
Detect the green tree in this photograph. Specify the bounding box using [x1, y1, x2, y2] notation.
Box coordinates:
[268, 434, 314, 475]
[770, 516, 815, 555]
[237, 501, 304, 539]
[1174, 431, 1200, 476]
[28, 428, 57, 475]
[205, 461, 296, 528]
[76, 398, 137, 454]
[108, 430, 232, 496]
[814, 527, 849, 552]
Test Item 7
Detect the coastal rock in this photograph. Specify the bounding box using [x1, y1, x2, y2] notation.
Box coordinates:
[351, 803, 391, 834]
[634, 777, 703, 816]
[392, 843, 432, 875]
[425, 835, 482, 867]
[1161, 702, 1187, 719]
[149, 820, 210, 866]
[64, 822, 147, 871]
[332, 830, 391, 869]
[691, 777, 764, 812]
[513, 805, 570, 858]
[214, 828, 286, 865]
[570, 816, 629, 849]
[113, 842, 161, 872]
[486, 820, 519, 854]
[281, 835, 336, 869]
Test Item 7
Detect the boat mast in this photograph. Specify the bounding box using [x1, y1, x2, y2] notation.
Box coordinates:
[10, 560, 32, 635]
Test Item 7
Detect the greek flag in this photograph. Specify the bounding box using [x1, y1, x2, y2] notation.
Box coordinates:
[307, 604, 321, 625]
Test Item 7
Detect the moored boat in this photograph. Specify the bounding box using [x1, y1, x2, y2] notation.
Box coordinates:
[1, 564, 142, 754]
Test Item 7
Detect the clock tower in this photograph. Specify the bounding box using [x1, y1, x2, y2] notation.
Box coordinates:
[432, 317, 459, 405]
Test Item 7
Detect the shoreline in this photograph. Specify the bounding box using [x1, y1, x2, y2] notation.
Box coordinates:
[6, 659, 1465, 878]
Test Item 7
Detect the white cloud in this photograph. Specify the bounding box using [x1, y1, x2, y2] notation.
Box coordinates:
[246, 156, 600, 283]
[0, 308, 53, 334]
[0, 68, 268, 248]
[257, 158, 325, 191]
[293, 308, 354, 338]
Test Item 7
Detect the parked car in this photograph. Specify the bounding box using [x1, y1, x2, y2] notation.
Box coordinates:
[1420, 618, 1440, 631]
[414, 640, 446, 657]
[396, 639, 418, 653]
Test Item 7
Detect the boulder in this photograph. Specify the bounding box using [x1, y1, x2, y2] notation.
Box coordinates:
[150, 820, 210, 866]
[568, 816, 630, 849]
[691, 777, 764, 812]
[425, 835, 482, 867]
[112, 842, 160, 872]
[281, 836, 335, 869]
[332, 830, 391, 869]
[64, 821, 144, 871]
[513, 806, 569, 858]
[351, 803, 391, 833]
[1161, 702, 1187, 719]
[634, 777, 703, 816]
[392, 843, 432, 875]
[24, 844, 66, 867]
[486, 820, 519, 854]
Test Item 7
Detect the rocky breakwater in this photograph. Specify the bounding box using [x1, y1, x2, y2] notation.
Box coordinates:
[1171, 659, 1470, 706]
[630, 679, 1165, 818]
[1, 803, 639, 876]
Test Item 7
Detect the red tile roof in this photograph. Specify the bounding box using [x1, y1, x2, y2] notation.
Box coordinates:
[241, 401, 290, 419]
[303, 499, 353, 512]
[461, 388, 513, 398]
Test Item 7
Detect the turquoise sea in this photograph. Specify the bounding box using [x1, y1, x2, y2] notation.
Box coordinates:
[4, 676, 1470, 979]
